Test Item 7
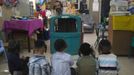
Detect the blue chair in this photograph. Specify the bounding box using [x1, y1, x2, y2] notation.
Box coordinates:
[50, 15, 82, 55]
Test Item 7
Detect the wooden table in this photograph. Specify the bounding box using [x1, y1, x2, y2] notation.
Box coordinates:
[3, 19, 44, 52]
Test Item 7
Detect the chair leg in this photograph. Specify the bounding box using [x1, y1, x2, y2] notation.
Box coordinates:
[94, 37, 100, 49]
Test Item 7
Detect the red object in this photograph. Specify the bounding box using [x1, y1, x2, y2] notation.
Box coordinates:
[40, 10, 46, 18]
[0, 0, 3, 6]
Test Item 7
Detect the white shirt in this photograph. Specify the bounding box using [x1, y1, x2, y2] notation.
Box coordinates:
[98, 54, 117, 67]
[98, 53, 119, 75]
[51, 52, 74, 75]
[46, 10, 52, 19]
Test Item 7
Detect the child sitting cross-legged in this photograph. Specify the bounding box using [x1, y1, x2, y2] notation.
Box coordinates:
[97, 39, 119, 75]
[76, 43, 96, 75]
[28, 40, 50, 75]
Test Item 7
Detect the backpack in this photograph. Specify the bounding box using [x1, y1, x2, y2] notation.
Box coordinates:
[28, 56, 51, 75]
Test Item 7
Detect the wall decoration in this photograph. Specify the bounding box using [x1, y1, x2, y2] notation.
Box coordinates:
[36, 0, 45, 5]
[36, 0, 48, 11]
[4, 0, 19, 7]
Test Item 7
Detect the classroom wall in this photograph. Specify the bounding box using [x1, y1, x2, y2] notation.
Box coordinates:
[0, 0, 30, 28]
[0, 0, 31, 40]
[92, 11, 99, 25]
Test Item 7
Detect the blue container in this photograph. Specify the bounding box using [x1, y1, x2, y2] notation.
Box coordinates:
[50, 15, 82, 55]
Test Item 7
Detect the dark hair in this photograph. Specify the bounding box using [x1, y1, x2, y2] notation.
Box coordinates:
[98, 39, 111, 54]
[54, 39, 67, 52]
[79, 43, 95, 57]
[53, 1, 63, 9]
[8, 40, 20, 53]
[34, 40, 47, 52]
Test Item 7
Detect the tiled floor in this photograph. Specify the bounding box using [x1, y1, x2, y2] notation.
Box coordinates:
[0, 33, 134, 75]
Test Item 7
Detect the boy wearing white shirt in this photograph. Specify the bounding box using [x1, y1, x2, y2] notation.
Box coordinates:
[51, 39, 74, 75]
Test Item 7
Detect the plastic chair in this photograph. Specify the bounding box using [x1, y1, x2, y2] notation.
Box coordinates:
[128, 37, 134, 57]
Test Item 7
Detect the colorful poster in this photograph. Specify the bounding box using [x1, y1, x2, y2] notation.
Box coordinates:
[36, 0, 48, 5]
[36, 0, 47, 11]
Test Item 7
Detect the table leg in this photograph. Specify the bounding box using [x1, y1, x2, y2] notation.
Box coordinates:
[27, 36, 31, 52]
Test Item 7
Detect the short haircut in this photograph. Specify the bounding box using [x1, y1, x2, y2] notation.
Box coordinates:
[54, 39, 67, 52]
[8, 40, 20, 53]
[34, 40, 47, 52]
[98, 39, 111, 54]
[79, 43, 94, 56]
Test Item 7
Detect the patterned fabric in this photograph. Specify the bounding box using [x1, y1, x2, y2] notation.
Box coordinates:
[28, 55, 50, 75]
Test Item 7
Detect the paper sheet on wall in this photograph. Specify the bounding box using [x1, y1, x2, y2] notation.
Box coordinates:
[0, 6, 2, 17]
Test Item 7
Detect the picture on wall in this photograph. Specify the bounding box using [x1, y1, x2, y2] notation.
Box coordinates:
[36, 0, 46, 5]
[36, 0, 48, 11]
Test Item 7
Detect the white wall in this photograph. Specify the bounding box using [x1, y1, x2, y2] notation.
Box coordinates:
[87, 0, 93, 15]
[14, 0, 30, 16]
[93, 0, 99, 11]
[29, 0, 36, 9]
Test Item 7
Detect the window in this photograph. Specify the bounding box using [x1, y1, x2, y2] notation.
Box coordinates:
[54, 18, 77, 32]
[93, 0, 99, 11]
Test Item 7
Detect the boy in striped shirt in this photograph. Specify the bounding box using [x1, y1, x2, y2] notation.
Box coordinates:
[97, 39, 119, 75]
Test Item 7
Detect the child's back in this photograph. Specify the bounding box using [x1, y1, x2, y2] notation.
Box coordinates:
[51, 39, 74, 75]
[28, 40, 50, 75]
[7, 40, 22, 75]
[98, 39, 119, 75]
[51, 52, 73, 75]
[7, 52, 22, 75]
[77, 56, 96, 75]
[29, 55, 50, 75]
[98, 54, 118, 75]
[77, 43, 96, 75]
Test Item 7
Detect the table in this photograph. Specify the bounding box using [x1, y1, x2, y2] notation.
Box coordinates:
[3, 19, 44, 52]
[4, 19, 43, 37]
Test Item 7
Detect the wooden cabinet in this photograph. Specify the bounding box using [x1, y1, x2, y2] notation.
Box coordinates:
[108, 16, 134, 56]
